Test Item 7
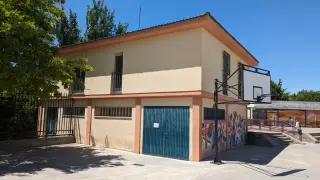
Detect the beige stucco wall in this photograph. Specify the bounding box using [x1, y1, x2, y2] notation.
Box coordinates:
[73, 100, 88, 144]
[140, 98, 193, 160]
[201, 29, 248, 99]
[68, 28, 202, 95]
[90, 99, 136, 151]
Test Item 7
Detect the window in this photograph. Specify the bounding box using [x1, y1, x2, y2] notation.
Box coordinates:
[114, 55, 123, 73]
[63, 107, 85, 116]
[222, 51, 230, 95]
[112, 54, 123, 92]
[72, 68, 85, 93]
[75, 68, 85, 83]
[95, 107, 132, 118]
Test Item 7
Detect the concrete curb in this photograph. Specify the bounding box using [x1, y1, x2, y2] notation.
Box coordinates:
[305, 133, 319, 144]
[0, 136, 75, 150]
[282, 133, 305, 145]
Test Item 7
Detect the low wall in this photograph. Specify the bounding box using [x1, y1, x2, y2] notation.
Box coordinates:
[0, 136, 75, 150]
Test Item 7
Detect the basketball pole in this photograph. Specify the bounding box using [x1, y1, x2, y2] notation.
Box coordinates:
[213, 78, 222, 164]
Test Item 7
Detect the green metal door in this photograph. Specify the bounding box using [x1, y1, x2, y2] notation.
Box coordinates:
[142, 106, 189, 160]
[46, 107, 58, 136]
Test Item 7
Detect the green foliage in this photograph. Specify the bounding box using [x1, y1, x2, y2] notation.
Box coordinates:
[85, 0, 129, 40]
[291, 90, 320, 102]
[271, 79, 290, 101]
[57, 8, 82, 46]
[0, 0, 92, 98]
[115, 21, 129, 35]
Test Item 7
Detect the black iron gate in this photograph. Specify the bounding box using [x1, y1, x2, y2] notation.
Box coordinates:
[0, 93, 74, 141]
[38, 94, 74, 137]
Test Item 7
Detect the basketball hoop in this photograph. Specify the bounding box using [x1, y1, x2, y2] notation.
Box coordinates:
[211, 64, 271, 165]
[257, 94, 272, 102]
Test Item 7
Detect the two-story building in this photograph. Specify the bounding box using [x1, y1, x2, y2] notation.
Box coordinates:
[52, 12, 259, 161]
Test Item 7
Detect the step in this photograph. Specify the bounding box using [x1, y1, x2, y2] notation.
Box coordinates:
[313, 136, 320, 140]
[270, 134, 286, 138]
[310, 133, 320, 136]
[270, 135, 291, 140]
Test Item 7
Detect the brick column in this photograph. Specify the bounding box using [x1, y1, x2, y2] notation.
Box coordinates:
[134, 98, 142, 153]
[191, 97, 202, 161]
[85, 99, 92, 145]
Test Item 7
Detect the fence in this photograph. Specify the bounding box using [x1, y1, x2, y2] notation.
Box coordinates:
[248, 119, 297, 135]
[0, 93, 74, 141]
[253, 109, 320, 128]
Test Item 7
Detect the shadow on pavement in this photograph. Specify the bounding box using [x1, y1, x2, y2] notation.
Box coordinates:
[203, 145, 308, 178]
[216, 145, 287, 165]
[240, 163, 306, 177]
[0, 145, 125, 176]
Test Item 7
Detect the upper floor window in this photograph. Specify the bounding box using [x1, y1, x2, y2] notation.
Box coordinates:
[114, 54, 123, 74]
[222, 51, 230, 95]
[111, 54, 123, 93]
[237, 62, 243, 98]
[72, 68, 85, 93]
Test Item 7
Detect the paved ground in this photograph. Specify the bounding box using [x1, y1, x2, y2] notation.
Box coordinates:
[0, 143, 319, 180]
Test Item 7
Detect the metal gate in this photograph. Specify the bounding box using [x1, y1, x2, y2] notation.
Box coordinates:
[142, 106, 189, 160]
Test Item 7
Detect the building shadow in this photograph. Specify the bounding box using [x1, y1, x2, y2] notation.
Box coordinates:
[221, 145, 287, 165]
[203, 145, 307, 178]
[0, 144, 125, 177]
[203, 145, 287, 165]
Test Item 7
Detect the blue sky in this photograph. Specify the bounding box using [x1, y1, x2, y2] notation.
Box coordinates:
[64, 0, 320, 93]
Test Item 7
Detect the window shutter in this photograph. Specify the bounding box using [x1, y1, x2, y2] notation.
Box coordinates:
[222, 51, 230, 95]
[80, 71, 85, 83]
[238, 62, 242, 98]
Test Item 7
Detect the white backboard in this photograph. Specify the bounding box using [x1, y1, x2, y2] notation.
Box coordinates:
[242, 69, 271, 103]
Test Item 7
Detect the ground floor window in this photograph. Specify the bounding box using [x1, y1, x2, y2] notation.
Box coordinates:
[94, 107, 132, 118]
[63, 107, 85, 116]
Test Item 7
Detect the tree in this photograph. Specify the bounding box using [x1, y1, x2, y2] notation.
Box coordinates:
[291, 90, 320, 102]
[68, 9, 82, 44]
[57, 7, 69, 46]
[271, 79, 290, 101]
[0, 0, 92, 98]
[57, 8, 82, 46]
[85, 0, 128, 41]
[115, 21, 129, 35]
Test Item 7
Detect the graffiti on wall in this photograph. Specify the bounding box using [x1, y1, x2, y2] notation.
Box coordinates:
[202, 111, 246, 154]
[227, 111, 246, 148]
[202, 120, 226, 152]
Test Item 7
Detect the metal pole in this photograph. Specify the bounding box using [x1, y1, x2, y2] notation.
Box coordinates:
[213, 79, 222, 164]
[304, 110, 307, 127]
[138, 7, 141, 30]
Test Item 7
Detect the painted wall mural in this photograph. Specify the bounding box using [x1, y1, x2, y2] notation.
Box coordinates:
[202, 120, 226, 152]
[227, 111, 246, 148]
[202, 107, 246, 159]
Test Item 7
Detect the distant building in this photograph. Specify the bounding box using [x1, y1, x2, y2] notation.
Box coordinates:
[248, 101, 320, 128]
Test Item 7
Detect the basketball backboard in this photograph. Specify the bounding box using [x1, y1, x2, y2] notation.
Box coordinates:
[242, 65, 271, 103]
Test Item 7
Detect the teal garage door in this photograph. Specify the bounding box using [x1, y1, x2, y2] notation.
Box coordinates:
[142, 106, 190, 160]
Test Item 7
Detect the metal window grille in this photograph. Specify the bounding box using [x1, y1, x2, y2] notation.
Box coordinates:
[95, 107, 132, 117]
[63, 107, 85, 116]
